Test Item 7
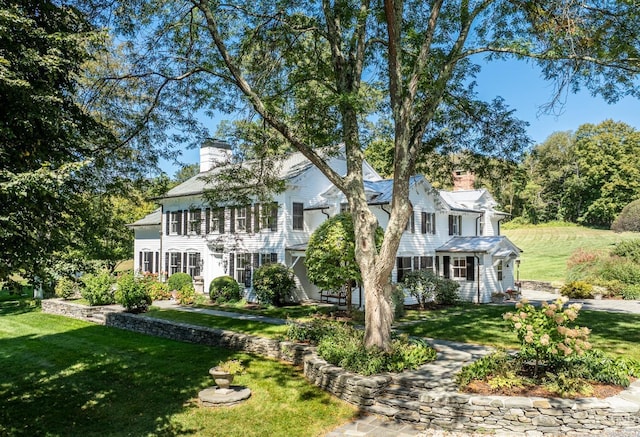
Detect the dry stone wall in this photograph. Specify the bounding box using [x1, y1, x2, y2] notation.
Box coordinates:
[42, 299, 640, 435]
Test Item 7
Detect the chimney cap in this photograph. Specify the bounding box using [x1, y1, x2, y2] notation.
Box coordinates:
[202, 138, 232, 150]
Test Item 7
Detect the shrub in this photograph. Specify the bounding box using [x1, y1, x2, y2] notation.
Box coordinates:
[503, 298, 591, 375]
[147, 281, 171, 301]
[390, 285, 406, 319]
[597, 257, 640, 285]
[403, 270, 437, 309]
[176, 283, 195, 305]
[622, 284, 640, 300]
[435, 277, 460, 305]
[54, 277, 79, 299]
[115, 273, 152, 313]
[455, 350, 515, 386]
[287, 319, 435, 375]
[252, 263, 296, 307]
[611, 239, 640, 264]
[560, 281, 594, 299]
[209, 275, 242, 303]
[81, 271, 115, 306]
[403, 270, 459, 308]
[611, 199, 640, 232]
[167, 272, 192, 292]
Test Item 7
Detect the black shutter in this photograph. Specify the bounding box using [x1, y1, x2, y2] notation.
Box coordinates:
[448, 215, 453, 235]
[195, 209, 202, 235]
[230, 208, 235, 233]
[229, 253, 234, 277]
[411, 212, 415, 233]
[270, 203, 278, 231]
[155, 252, 159, 274]
[435, 256, 440, 275]
[421, 212, 426, 234]
[149, 253, 154, 273]
[246, 206, 251, 232]
[443, 256, 450, 279]
[165, 211, 170, 235]
[271, 253, 277, 263]
[165, 252, 169, 274]
[413, 256, 419, 271]
[253, 253, 260, 268]
[253, 203, 260, 233]
[183, 210, 189, 235]
[220, 208, 225, 234]
[176, 211, 182, 235]
[432, 213, 436, 235]
[458, 216, 462, 236]
[139, 252, 143, 272]
[182, 253, 187, 273]
[466, 256, 475, 281]
[205, 208, 211, 234]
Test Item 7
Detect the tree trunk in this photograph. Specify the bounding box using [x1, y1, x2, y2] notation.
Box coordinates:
[362, 272, 394, 350]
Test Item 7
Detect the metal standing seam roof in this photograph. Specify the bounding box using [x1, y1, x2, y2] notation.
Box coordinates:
[435, 236, 521, 254]
[126, 208, 162, 228]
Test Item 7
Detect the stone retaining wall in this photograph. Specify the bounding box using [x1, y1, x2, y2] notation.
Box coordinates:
[520, 280, 559, 293]
[42, 299, 640, 435]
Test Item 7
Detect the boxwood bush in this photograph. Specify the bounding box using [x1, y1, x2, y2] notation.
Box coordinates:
[167, 272, 192, 292]
[209, 275, 242, 303]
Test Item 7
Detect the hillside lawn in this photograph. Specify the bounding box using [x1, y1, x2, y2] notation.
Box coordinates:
[0, 301, 357, 437]
[502, 223, 640, 283]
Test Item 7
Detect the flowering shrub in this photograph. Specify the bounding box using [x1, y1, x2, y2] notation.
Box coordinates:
[503, 297, 591, 375]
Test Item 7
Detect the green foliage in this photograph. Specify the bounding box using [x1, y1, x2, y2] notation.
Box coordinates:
[305, 213, 383, 306]
[622, 284, 640, 300]
[390, 286, 406, 319]
[402, 270, 460, 308]
[559, 349, 640, 387]
[503, 298, 592, 373]
[209, 275, 242, 303]
[147, 281, 171, 301]
[560, 281, 594, 299]
[434, 278, 460, 305]
[81, 271, 115, 306]
[115, 273, 151, 313]
[611, 239, 640, 264]
[612, 200, 640, 233]
[167, 273, 192, 292]
[176, 283, 195, 305]
[455, 350, 515, 386]
[252, 263, 295, 307]
[54, 277, 79, 300]
[287, 320, 435, 375]
[543, 372, 594, 398]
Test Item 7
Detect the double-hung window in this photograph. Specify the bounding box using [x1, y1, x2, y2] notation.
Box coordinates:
[396, 257, 413, 283]
[189, 210, 201, 234]
[448, 215, 462, 236]
[292, 202, 304, 230]
[187, 252, 201, 277]
[452, 257, 467, 279]
[170, 212, 181, 234]
[236, 206, 247, 232]
[169, 252, 181, 275]
[421, 212, 436, 234]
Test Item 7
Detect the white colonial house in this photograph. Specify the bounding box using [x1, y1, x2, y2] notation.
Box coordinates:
[128, 140, 521, 304]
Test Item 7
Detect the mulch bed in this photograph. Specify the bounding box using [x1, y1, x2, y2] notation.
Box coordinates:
[463, 379, 626, 399]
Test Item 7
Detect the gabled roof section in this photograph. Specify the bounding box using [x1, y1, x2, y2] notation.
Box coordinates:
[436, 236, 521, 255]
[160, 149, 318, 200]
[365, 175, 425, 205]
[127, 208, 162, 228]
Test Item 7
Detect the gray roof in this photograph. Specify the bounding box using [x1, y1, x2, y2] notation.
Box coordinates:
[364, 175, 423, 204]
[127, 208, 162, 228]
[438, 190, 484, 213]
[436, 236, 521, 255]
[158, 149, 337, 200]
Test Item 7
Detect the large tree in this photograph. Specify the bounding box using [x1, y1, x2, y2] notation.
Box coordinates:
[99, 0, 639, 350]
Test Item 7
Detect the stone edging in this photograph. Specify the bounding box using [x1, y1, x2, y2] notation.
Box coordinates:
[42, 299, 640, 435]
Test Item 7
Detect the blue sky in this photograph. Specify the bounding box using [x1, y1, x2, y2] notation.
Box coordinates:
[161, 58, 639, 176]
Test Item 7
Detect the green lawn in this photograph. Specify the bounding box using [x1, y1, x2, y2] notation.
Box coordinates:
[146, 306, 290, 338]
[398, 304, 640, 361]
[0, 302, 356, 437]
[503, 223, 639, 282]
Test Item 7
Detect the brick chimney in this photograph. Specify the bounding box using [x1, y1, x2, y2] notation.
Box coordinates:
[200, 139, 232, 172]
[452, 170, 475, 191]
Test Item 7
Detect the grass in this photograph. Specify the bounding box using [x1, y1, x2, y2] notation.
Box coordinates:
[398, 304, 640, 361]
[195, 300, 335, 321]
[502, 223, 639, 282]
[0, 301, 357, 437]
[146, 306, 290, 338]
